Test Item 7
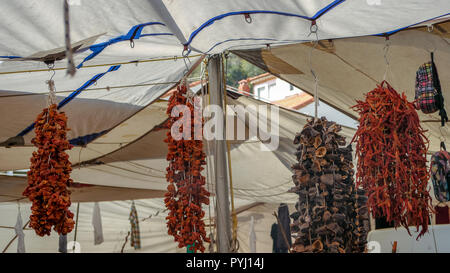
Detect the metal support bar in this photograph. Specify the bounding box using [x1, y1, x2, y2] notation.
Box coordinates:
[208, 55, 232, 253]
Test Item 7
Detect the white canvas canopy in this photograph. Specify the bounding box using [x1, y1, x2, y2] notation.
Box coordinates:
[0, 0, 449, 252]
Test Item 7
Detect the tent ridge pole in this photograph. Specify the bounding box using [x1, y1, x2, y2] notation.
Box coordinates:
[208, 55, 232, 253]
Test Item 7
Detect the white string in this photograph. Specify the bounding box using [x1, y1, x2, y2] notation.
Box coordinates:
[46, 64, 56, 106]
[308, 23, 320, 119]
[383, 38, 391, 82]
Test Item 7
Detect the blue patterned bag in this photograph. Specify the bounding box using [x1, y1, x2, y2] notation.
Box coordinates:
[431, 149, 450, 202]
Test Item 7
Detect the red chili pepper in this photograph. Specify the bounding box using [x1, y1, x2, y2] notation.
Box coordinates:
[352, 81, 432, 239]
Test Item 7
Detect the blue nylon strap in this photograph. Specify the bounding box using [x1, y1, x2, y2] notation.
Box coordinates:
[77, 22, 171, 68]
[374, 12, 450, 36]
[183, 0, 345, 48]
[69, 129, 109, 146]
[16, 65, 121, 137]
[312, 0, 345, 19]
[0, 56, 22, 59]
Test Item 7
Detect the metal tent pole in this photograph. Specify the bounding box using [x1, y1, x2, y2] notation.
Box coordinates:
[208, 55, 232, 253]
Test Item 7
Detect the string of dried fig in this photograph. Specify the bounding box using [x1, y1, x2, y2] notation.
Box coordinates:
[290, 117, 369, 253]
[164, 83, 210, 253]
[23, 102, 75, 236]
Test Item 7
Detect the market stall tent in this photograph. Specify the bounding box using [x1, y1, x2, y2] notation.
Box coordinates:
[0, 0, 449, 252]
[1, 1, 448, 170]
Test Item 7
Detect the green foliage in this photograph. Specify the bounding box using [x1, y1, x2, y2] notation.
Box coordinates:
[189, 53, 265, 90]
[225, 53, 264, 88]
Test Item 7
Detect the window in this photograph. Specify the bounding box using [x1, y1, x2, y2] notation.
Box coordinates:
[257, 86, 265, 99]
[268, 83, 276, 100]
[290, 84, 294, 91]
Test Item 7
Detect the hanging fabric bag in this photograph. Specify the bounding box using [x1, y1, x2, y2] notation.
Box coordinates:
[414, 53, 448, 125]
[430, 143, 450, 202]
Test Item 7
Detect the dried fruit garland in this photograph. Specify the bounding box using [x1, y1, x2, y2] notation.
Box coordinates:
[164, 83, 210, 253]
[23, 104, 75, 236]
[290, 117, 369, 253]
[352, 81, 432, 239]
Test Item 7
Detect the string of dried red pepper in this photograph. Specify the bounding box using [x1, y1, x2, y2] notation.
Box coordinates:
[352, 81, 433, 239]
[23, 104, 75, 236]
[164, 83, 210, 253]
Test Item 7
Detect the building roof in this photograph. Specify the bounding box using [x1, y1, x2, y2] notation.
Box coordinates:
[244, 72, 276, 85]
[272, 93, 314, 110]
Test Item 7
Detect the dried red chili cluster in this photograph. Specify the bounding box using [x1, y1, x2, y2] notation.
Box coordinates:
[23, 104, 75, 236]
[164, 84, 210, 253]
[352, 81, 433, 239]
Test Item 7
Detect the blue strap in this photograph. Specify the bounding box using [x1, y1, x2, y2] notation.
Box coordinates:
[183, 0, 345, 48]
[77, 22, 172, 68]
[69, 129, 109, 146]
[0, 56, 22, 59]
[374, 12, 450, 36]
[17, 65, 121, 137]
[313, 0, 345, 19]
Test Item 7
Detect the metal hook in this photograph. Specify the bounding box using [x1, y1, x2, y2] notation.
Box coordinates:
[182, 45, 189, 58]
[310, 20, 318, 34]
[181, 46, 190, 76]
[244, 13, 252, 24]
[427, 24, 434, 33]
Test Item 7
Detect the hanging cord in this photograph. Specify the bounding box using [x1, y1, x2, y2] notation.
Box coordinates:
[200, 58, 217, 252]
[0, 55, 202, 76]
[46, 63, 57, 107]
[308, 21, 320, 119]
[43, 64, 57, 181]
[382, 37, 391, 82]
[72, 202, 80, 252]
[222, 53, 239, 252]
[63, 0, 76, 77]
[0, 81, 180, 99]
[141, 208, 168, 222]
[439, 126, 447, 151]
[120, 231, 131, 253]
[182, 46, 192, 77]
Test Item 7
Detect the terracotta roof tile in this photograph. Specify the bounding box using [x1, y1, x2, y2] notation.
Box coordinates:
[272, 93, 314, 110]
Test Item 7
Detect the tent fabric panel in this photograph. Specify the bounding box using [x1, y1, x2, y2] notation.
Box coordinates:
[234, 25, 450, 153]
[0, 175, 166, 203]
[162, 0, 450, 53]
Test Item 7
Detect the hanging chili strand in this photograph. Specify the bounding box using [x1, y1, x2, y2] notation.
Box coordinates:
[164, 83, 210, 253]
[23, 104, 75, 236]
[352, 81, 433, 239]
